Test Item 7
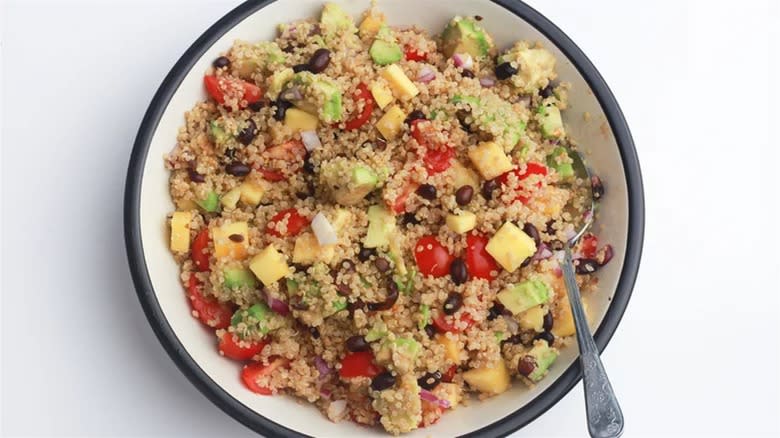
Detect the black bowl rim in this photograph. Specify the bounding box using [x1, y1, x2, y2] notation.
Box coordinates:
[124, 0, 645, 436]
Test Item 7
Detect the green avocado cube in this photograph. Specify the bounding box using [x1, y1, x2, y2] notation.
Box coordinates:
[440, 16, 495, 60]
[223, 268, 258, 289]
[497, 279, 551, 315]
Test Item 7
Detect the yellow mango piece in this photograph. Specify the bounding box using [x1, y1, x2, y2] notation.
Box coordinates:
[518, 305, 546, 332]
[463, 360, 511, 395]
[170, 211, 192, 253]
[292, 232, 335, 265]
[284, 108, 319, 132]
[376, 105, 406, 140]
[553, 295, 590, 337]
[359, 12, 385, 38]
[446, 211, 477, 234]
[436, 334, 461, 364]
[467, 141, 514, 180]
[452, 160, 480, 189]
[249, 244, 290, 286]
[212, 222, 249, 260]
[220, 187, 242, 210]
[433, 382, 462, 408]
[370, 81, 394, 109]
[485, 222, 536, 272]
[240, 181, 266, 206]
[176, 198, 199, 211]
[380, 64, 419, 100]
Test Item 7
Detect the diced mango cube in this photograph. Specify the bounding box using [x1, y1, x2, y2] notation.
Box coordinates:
[240, 181, 266, 206]
[380, 64, 419, 101]
[358, 11, 385, 38]
[467, 141, 514, 180]
[462, 360, 511, 395]
[485, 222, 536, 272]
[433, 382, 462, 408]
[249, 244, 290, 286]
[376, 105, 406, 140]
[436, 334, 461, 364]
[284, 108, 319, 132]
[452, 160, 480, 189]
[553, 295, 590, 337]
[329, 208, 353, 232]
[170, 211, 192, 253]
[213, 222, 249, 260]
[518, 305, 546, 332]
[370, 81, 394, 109]
[221, 187, 242, 210]
[446, 212, 477, 234]
[530, 185, 570, 218]
[292, 232, 335, 265]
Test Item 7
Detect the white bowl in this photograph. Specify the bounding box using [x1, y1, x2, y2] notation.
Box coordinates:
[124, 0, 645, 436]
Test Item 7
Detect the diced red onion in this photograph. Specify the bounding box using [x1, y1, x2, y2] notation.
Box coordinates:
[315, 356, 332, 378]
[417, 66, 435, 83]
[419, 389, 451, 409]
[319, 388, 332, 399]
[327, 399, 347, 420]
[583, 209, 594, 223]
[502, 314, 519, 334]
[532, 243, 553, 261]
[300, 130, 321, 152]
[312, 212, 338, 245]
[452, 53, 473, 70]
[266, 295, 289, 316]
[479, 76, 496, 88]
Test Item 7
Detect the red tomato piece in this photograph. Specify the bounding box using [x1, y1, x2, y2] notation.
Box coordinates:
[497, 162, 548, 204]
[203, 75, 225, 104]
[256, 167, 286, 182]
[191, 229, 210, 272]
[339, 351, 381, 378]
[343, 84, 375, 131]
[442, 365, 458, 383]
[424, 146, 455, 174]
[241, 357, 289, 395]
[219, 332, 267, 361]
[266, 208, 309, 237]
[410, 119, 439, 149]
[433, 313, 474, 334]
[465, 233, 499, 280]
[404, 45, 428, 62]
[242, 82, 262, 105]
[414, 236, 453, 277]
[580, 233, 599, 259]
[265, 139, 306, 161]
[187, 276, 232, 329]
[389, 181, 418, 214]
[204, 75, 262, 108]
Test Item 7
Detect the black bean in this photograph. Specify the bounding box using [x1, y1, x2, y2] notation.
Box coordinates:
[487, 303, 504, 321]
[336, 283, 352, 296]
[416, 184, 437, 200]
[424, 324, 436, 338]
[248, 99, 266, 112]
[308, 48, 331, 73]
[213, 56, 230, 69]
[225, 161, 251, 177]
[522, 223, 541, 247]
[575, 258, 600, 275]
[455, 185, 474, 206]
[543, 312, 554, 332]
[366, 281, 398, 311]
[228, 234, 244, 243]
[402, 212, 420, 226]
[443, 292, 463, 315]
[347, 298, 364, 314]
[545, 220, 557, 236]
[374, 257, 391, 273]
[292, 63, 310, 73]
[282, 44, 296, 53]
[357, 246, 376, 262]
[303, 159, 315, 174]
[417, 371, 442, 390]
[237, 119, 257, 145]
[495, 62, 518, 80]
[346, 335, 370, 352]
[461, 69, 475, 78]
[517, 355, 537, 376]
[310, 327, 320, 339]
[456, 109, 473, 133]
[539, 84, 555, 98]
[404, 110, 426, 125]
[599, 244, 614, 266]
[535, 331, 555, 346]
[502, 334, 523, 346]
[370, 371, 396, 391]
[474, 15, 483, 21]
[449, 258, 468, 285]
[591, 175, 605, 200]
[481, 179, 498, 200]
[550, 240, 565, 251]
[273, 100, 291, 121]
[187, 167, 205, 183]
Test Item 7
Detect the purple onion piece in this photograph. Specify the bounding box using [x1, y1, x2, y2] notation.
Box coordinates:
[417, 66, 435, 83]
[479, 76, 496, 88]
[419, 389, 451, 408]
[315, 356, 332, 378]
[319, 388, 332, 399]
[267, 295, 290, 316]
[532, 243, 553, 261]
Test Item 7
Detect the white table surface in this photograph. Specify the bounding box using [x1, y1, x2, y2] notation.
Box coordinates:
[2, 0, 779, 436]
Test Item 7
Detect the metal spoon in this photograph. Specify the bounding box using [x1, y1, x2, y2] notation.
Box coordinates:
[561, 149, 624, 438]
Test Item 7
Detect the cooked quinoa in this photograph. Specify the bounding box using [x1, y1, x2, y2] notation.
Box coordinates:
[165, 3, 614, 435]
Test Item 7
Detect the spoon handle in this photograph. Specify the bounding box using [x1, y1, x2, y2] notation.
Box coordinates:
[562, 248, 624, 438]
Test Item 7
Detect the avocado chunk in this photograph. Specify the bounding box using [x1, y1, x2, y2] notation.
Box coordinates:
[209, 120, 232, 147]
[538, 104, 565, 139]
[197, 190, 220, 213]
[231, 41, 286, 78]
[451, 93, 527, 152]
[230, 303, 283, 339]
[320, 3, 357, 38]
[223, 268, 258, 289]
[267, 67, 294, 100]
[319, 158, 379, 205]
[497, 279, 551, 315]
[546, 146, 574, 179]
[524, 340, 559, 382]
[284, 72, 343, 122]
[440, 16, 495, 60]
[497, 41, 557, 93]
[364, 204, 396, 249]
[369, 25, 402, 65]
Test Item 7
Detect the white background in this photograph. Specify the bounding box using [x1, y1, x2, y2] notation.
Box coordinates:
[1, 0, 779, 436]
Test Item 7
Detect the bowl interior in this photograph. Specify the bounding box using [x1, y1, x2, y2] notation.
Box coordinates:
[136, 0, 629, 436]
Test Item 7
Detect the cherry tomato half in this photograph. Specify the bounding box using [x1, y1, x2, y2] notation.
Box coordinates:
[580, 233, 599, 259]
[266, 208, 309, 237]
[343, 84, 375, 131]
[339, 351, 381, 378]
[465, 233, 499, 280]
[433, 313, 474, 333]
[442, 365, 458, 383]
[256, 167, 286, 182]
[424, 147, 455, 174]
[219, 332, 267, 361]
[241, 357, 289, 395]
[187, 276, 232, 329]
[414, 236, 454, 277]
[388, 181, 418, 214]
[191, 229, 210, 272]
[404, 45, 428, 62]
[204, 75, 262, 108]
[497, 162, 548, 204]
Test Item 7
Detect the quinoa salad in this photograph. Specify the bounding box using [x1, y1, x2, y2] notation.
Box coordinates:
[165, 3, 614, 435]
